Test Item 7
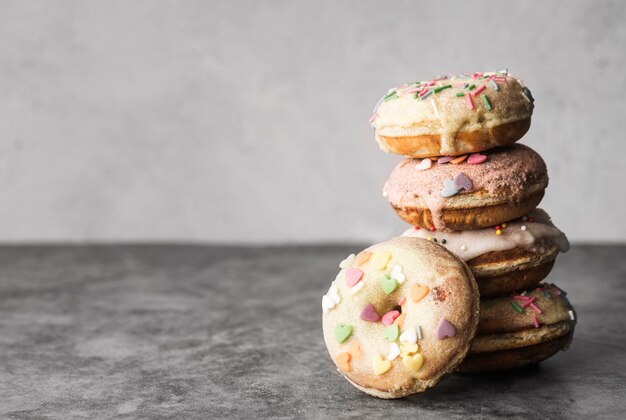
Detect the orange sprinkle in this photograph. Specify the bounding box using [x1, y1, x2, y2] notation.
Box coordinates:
[411, 284, 430, 303]
[348, 341, 363, 359]
[355, 251, 372, 266]
[336, 352, 351, 371]
[393, 313, 407, 328]
[450, 155, 468, 164]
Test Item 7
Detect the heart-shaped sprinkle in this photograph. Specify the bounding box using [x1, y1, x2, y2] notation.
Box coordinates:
[414, 158, 432, 171]
[393, 313, 406, 328]
[380, 275, 398, 295]
[454, 172, 473, 192]
[382, 324, 400, 342]
[399, 327, 417, 344]
[386, 343, 401, 361]
[390, 265, 405, 284]
[336, 352, 351, 371]
[360, 303, 380, 322]
[322, 295, 335, 314]
[334, 324, 353, 343]
[327, 284, 341, 305]
[339, 254, 355, 269]
[438, 156, 454, 164]
[450, 155, 468, 164]
[345, 268, 364, 287]
[348, 281, 365, 295]
[400, 342, 419, 357]
[348, 341, 363, 359]
[402, 353, 424, 372]
[468, 153, 487, 164]
[372, 355, 392, 375]
[372, 252, 391, 270]
[355, 251, 372, 266]
[411, 284, 429, 303]
[436, 318, 457, 340]
[441, 179, 459, 197]
[398, 297, 406, 306]
[381, 310, 400, 326]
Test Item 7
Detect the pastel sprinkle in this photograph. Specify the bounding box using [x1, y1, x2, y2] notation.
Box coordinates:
[533, 316, 540, 328]
[455, 92, 465, 97]
[398, 297, 407, 306]
[434, 84, 452, 93]
[436, 318, 456, 339]
[381, 310, 401, 326]
[420, 89, 433, 100]
[372, 355, 392, 375]
[466, 83, 476, 90]
[380, 274, 398, 295]
[465, 92, 474, 110]
[415, 158, 432, 171]
[348, 281, 365, 295]
[467, 153, 487, 164]
[473, 85, 486, 96]
[450, 155, 468, 164]
[511, 301, 524, 313]
[372, 252, 392, 270]
[393, 313, 406, 328]
[386, 343, 401, 361]
[348, 341, 363, 359]
[334, 324, 353, 343]
[569, 310, 575, 320]
[390, 265, 406, 284]
[402, 353, 424, 372]
[339, 254, 355, 269]
[521, 297, 537, 308]
[521, 225, 527, 231]
[382, 324, 400, 342]
[481, 94, 493, 110]
[360, 303, 380, 322]
[355, 251, 372, 266]
[441, 179, 459, 197]
[543, 290, 552, 298]
[529, 303, 542, 314]
[438, 156, 455, 164]
[411, 284, 430, 303]
[490, 79, 499, 91]
[336, 352, 351, 371]
[399, 327, 418, 344]
[417, 325, 423, 340]
[345, 268, 364, 287]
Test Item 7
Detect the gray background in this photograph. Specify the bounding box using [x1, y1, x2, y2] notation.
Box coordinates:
[0, 0, 624, 244]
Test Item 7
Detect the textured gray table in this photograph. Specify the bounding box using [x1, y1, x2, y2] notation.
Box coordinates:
[0, 245, 624, 419]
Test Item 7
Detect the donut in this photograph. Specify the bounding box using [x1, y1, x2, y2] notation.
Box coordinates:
[321, 237, 479, 398]
[383, 144, 548, 231]
[402, 209, 569, 297]
[458, 283, 576, 373]
[370, 70, 534, 158]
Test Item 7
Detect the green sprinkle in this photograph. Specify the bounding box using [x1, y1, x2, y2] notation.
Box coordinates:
[481, 94, 493, 110]
[511, 301, 524, 313]
[455, 92, 464, 97]
[523, 87, 535, 102]
[413, 93, 419, 99]
[466, 84, 476, 91]
[432, 238, 437, 243]
[441, 239, 447, 245]
[434, 84, 451, 93]
[384, 92, 398, 102]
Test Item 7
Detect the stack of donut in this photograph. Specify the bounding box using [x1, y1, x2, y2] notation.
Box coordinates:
[322, 70, 577, 398]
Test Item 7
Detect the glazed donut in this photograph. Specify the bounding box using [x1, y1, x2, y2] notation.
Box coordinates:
[458, 284, 576, 372]
[321, 237, 479, 398]
[383, 144, 548, 231]
[402, 209, 569, 297]
[371, 70, 534, 158]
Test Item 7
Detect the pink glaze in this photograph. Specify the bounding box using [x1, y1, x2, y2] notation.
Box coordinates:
[384, 144, 548, 229]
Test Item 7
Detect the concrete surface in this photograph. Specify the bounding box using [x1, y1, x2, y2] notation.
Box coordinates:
[0, 244, 624, 418]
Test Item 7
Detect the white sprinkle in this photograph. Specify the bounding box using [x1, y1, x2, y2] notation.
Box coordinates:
[339, 254, 355, 269]
[460, 245, 467, 251]
[382, 190, 388, 198]
[521, 291, 528, 296]
[390, 265, 406, 284]
[417, 325, 423, 340]
[431, 98, 440, 118]
[490, 79, 499, 91]
[521, 225, 527, 231]
[399, 327, 417, 344]
[349, 281, 365, 295]
[386, 343, 401, 361]
[521, 91, 532, 102]
[569, 310, 575, 321]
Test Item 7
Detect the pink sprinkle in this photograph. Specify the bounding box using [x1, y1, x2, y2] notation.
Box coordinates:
[381, 310, 400, 326]
[398, 297, 407, 306]
[513, 295, 530, 301]
[472, 85, 486, 96]
[521, 297, 537, 307]
[369, 113, 378, 124]
[554, 287, 563, 296]
[419, 89, 431, 97]
[493, 76, 507, 82]
[405, 87, 421, 94]
[452, 82, 466, 88]
[465, 92, 474, 110]
[530, 303, 543, 314]
[472, 72, 483, 79]
[424, 81, 436, 86]
[533, 316, 540, 328]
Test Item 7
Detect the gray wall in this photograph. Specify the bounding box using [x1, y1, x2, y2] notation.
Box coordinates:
[0, 0, 624, 243]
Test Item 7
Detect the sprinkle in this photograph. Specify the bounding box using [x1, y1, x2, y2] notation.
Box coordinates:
[452, 82, 466, 88]
[441, 239, 447, 245]
[569, 310, 575, 321]
[432, 238, 437, 243]
[431, 99, 440, 118]
[481, 94, 493, 110]
[398, 297, 406, 306]
[466, 83, 476, 91]
[455, 92, 465, 97]
[496, 229, 502, 235]
[521, 297, 537, 307]
[427, 236, 432, 241]
[429, 226, 436, 232]
[490, 80, 499, 91]
[521, 91, 532, 102]
[521, 290, 528, 296]
[511, 301, 524, 313]
[543, 290, 552, 298]
[529, 303, 542, 314]
[420, 89, 433, 100]
[473, 85, 486, 96]
[528, 217, 535, 223]
[348, 281, 365, 295]
[465, 92, 474, 110]
[369, 113, 378, 124]
[523, 87, 535, 102]
[553, 286, 564, 296]
[414, 226, 420, 230]
[460, 245, 467, 251]
[514, 295, 531, 301]
[383, 90, 398, 101]
[502, 223, 507, 228]
[450, 155, 468, 164]
[434, 84, 452, 93]
[533, 316, 540, 328]
[521, 225, 527, 231]
[417, 325, 424, 340]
